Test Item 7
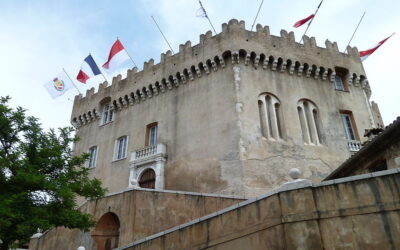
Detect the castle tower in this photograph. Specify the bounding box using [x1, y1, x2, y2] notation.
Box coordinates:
[71, 19, 380, 197]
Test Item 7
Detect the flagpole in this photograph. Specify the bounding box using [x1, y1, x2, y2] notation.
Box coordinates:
[117, 37, 138, 68]
[100, 71, 109, 84]
[300, 0, 323, 43]
[198, 0, 217, 35]
[250, 0, 265, 31]
[62, 68, 82, 95]
[343, 11, 366, 53]
[151, 16, 175, 54]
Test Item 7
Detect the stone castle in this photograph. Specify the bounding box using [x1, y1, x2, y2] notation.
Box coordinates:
[29, 19, 400, 250]
[70, 19, 382, 198]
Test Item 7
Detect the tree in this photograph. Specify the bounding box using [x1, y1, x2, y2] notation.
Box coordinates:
[0, 96, 106, 250]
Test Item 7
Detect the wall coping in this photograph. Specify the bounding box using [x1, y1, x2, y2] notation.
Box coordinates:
[117, 168, 400, 249]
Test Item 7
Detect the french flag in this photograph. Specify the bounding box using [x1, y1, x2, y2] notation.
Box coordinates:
[102, 39, 130, 73]
[359, 34, 394, 61]
[76, 54, 101, 83]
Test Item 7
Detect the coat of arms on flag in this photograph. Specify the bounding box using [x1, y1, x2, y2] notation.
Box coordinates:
[43, 71, 73, 98]
[53, 78, 64, 91]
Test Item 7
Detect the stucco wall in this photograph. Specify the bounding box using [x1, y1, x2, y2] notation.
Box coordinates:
[120, 170, 400, 250]
[28, 189, 244, 250]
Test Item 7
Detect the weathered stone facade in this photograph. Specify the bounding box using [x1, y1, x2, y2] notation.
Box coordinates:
[70, 19, 380, 198]
[118, 170, 400, 250]
[326, 117, 400, 179]
[28, 189, 244, 250]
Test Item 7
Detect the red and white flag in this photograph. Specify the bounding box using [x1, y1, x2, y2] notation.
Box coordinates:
[102, 39, 130, 73]
[293, 14, 315, 28]
[359, 34, 394, 61]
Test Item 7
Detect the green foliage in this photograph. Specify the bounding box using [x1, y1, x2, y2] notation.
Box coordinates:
[0, 96, 106, 249]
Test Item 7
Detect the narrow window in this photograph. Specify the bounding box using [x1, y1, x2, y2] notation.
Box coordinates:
[265, 96, 273, 137]
[341, 114, 356, 140]
[258, 100, 268, 137]
[139, 168, 156, 189]
[87, 146, 97, 168]
[114, 136, 128, 160]
[298, 106, 309, 143]
[340, 112, 359, 141]
[298, 99, 322, 145]
[313, 109, 322, 143]
[258, 93, 285, 140]
[102, 103, 114, 125]
[275, 103, 283, 139]
[145, 123, 158, 146]
[340, 110, 360, 152]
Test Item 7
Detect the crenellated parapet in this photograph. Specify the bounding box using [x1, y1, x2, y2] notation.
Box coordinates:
[71, 19, 367, 126]
[72, 48, 369, 128]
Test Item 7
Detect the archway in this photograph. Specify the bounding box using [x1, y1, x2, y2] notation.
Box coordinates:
[92, 212, 120, 250]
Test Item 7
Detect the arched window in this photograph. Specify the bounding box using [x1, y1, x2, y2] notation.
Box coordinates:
[258, 93, 284, 140]
[297, 99, 322, 145]
[139, 168, 156, 189]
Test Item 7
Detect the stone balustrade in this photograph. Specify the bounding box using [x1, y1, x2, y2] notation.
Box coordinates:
[347, 140, 362, 152]
[131, 144, 166, 161]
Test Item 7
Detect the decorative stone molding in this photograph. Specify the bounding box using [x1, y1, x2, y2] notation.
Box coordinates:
[128, 143, 167, 189]
[72, 48, 368, 127]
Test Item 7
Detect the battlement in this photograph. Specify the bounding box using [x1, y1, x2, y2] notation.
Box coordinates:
[71, 19, 367, 127]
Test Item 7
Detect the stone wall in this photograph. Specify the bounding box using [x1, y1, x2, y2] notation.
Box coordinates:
[28, 189, 244, 250]
[119, 170, 400, 250]
[70, 19, 378, 197]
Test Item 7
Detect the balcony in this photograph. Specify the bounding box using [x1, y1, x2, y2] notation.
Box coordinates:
[129, 143, 167, 189]
[131, 143, 166, 162]
[347, 140, 362, 152]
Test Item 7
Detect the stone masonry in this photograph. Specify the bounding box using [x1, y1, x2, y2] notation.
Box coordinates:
[70, 19, 380, 198]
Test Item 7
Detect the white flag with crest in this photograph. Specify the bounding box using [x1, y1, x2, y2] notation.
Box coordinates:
[43, 71, 73, 98]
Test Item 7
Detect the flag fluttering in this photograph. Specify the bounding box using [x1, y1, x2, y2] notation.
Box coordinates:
[102, 39, 130, 73]
[196, 0, 208, 18]
[77, 54, 101, 83]
[196, 0, 217, 34]
[43, 71, 73, 98]
[359, 34, 394, 61]
[293, 14, 315, 28]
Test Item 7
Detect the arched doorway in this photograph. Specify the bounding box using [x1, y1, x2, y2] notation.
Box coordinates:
[92, 212, 120, 250]
[139, 168, 156, 189]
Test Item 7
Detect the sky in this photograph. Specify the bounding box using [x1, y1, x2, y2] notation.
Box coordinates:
[0, 0, 399, 131]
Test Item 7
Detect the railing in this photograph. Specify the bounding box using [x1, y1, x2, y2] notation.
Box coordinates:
[131, 143, 166, 161]
[347, 140, 362, 152]
[136, 145, 157, 159]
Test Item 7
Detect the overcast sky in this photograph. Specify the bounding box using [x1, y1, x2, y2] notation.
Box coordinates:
[0, 0, 399, 131]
